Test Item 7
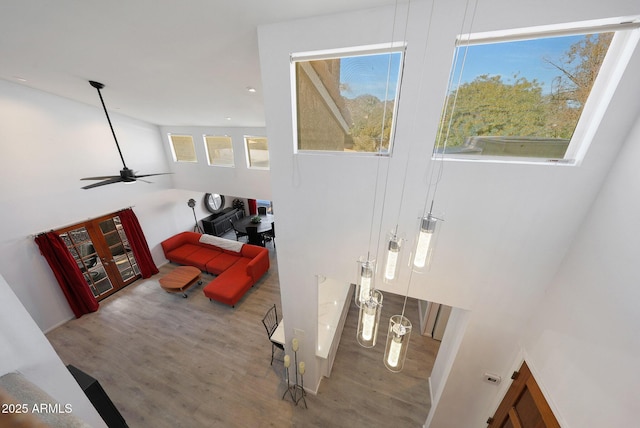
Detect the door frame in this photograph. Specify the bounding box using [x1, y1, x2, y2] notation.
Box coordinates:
[57, 212, 141, 300]
[488, 360, 560, 427]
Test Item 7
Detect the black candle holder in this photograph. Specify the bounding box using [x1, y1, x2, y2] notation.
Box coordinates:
[282, 339, 307, 408]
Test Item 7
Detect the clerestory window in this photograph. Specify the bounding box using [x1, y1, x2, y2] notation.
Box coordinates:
[245, 136, 269, 169]
[204, 135, 234, 167]
[434, 19, 640, 164]
[168, 134, 197, 163]
[291, 43, 405, 155]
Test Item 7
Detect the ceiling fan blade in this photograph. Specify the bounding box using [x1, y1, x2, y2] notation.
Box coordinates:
[134, 172, 173, 179]
[81, 175, 120, 181]
[81, 177, 125, 189]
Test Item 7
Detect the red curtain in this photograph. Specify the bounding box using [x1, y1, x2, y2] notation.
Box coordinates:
[118, 208, 159, 278]
[35, 232, 99, 318]
[248, 199, 257, 215]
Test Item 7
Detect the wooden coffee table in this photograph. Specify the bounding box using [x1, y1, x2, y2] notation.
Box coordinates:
[159, 266, 202, 298]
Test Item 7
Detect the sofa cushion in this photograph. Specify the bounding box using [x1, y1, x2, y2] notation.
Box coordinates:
[203, 258, 252, 306]
[161, 231, 200, 252]
[180, 247, 222, 271]
[205, 253, 241, 275]
[165, 243, 202, 264]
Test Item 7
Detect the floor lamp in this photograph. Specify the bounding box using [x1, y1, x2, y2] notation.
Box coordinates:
[188, 199, 203, 233]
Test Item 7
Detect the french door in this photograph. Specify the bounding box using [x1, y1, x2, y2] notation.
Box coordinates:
[488, 361, 560, 428]
[58, 213, 141, 300]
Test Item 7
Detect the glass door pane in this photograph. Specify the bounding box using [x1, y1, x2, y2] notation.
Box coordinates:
[60, 227, 114, 298]
[98, 216, 140, 285]
[57, 212, 142, 301]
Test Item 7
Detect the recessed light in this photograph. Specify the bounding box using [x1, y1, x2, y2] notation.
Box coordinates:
[246, 87, 256, 93]
[225, 117, 232, 121]
[13, 76, 27, 82]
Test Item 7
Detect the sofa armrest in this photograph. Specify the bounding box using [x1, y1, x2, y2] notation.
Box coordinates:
[246, 248, 270, 282]
[161, 231, 201, 256]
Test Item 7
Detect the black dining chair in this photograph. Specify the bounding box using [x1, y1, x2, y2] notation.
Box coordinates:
[246, 226, 265, 247]
[230, 220, 248, 241]
[257, 206, 267, 215]
[262, 304, 284, 365]
[264, 222, 275, 248]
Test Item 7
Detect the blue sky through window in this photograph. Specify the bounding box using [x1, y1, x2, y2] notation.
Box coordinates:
[452, 35, 586, 94]
[339, 52, 402, 101]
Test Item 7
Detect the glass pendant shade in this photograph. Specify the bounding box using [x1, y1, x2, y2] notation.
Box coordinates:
[356, 289, 383, 348]
[383, 232, 402, 284]
[355, 258, 375, 308]
[384, 314, 412, 372]
[412, 213, 439, 271]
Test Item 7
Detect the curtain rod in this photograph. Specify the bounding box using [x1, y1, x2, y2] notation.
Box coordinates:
[30, 206, 135, 238]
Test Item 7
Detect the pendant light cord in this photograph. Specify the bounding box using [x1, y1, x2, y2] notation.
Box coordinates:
[394, 0, 435, 320]
[366, 0, 401, 260]
[372, 0, 413, 261]
[392, 0, 433, 227]
[400, 0, 478, 320]
[424, 0, 478, 211]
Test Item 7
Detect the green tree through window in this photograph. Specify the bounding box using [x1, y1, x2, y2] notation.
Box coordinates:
[436, 31, 614, 160]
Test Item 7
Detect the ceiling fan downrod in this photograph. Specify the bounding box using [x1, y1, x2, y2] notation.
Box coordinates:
[89, 80, 128, 170]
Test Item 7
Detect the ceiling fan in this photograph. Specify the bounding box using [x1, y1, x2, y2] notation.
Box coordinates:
[81, 80, 171, 189]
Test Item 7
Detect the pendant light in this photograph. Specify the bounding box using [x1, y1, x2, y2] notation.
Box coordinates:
[356, 289, 383, 347]
[384, 314, 412, 371]
[411, 202, 442, 272]
[382, 230, 402, 282]
[355, 257, 376, 307]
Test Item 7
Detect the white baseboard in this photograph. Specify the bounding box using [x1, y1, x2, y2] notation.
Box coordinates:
[43, 315, 74, 334]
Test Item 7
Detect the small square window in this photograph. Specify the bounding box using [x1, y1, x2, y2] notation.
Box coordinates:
[435, 20, 639, 164]
[168, 134, 197, 162]
[204, 135, 234, 167]
[291, 44, 404, 155]
[245, 136, 269, 169]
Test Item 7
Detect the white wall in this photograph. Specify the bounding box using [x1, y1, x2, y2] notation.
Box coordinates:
[259, 0, 640, 425]
[0, 273, 107, 427]
[520, 113, 640, 426]
[0, 80, 218, 333]
[159, 125, 271, 200]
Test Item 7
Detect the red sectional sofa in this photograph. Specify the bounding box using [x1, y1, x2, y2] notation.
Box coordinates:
[160, 231, 270, 307]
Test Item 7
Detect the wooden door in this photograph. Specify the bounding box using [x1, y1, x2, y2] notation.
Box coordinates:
[487, 361, 560, 428]
[58, 213, 141, 300]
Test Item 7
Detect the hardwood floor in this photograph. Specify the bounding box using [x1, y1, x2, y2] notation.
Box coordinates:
[46, 245, 440, 427]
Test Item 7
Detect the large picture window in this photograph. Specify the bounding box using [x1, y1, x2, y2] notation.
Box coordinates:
[434, 20, 639, 163]
[291, 44, 404, 155]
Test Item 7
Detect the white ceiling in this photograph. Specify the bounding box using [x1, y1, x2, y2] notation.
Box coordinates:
[0, 0, 400, 127]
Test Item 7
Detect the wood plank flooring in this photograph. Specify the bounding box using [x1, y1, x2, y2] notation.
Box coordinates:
[46, 246, 440, 427]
